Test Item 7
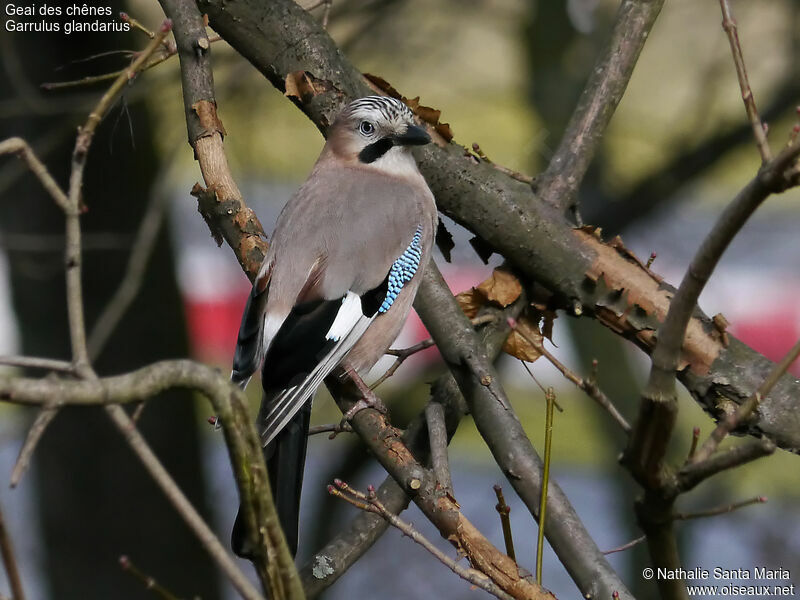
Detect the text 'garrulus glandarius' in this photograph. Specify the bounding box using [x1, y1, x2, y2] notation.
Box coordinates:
[229, 96, 438, 558]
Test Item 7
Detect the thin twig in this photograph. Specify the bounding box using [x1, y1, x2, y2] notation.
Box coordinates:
[329, 481, 515, 600]
[373, 314, 496, 389]
[0, 138, 69, 211]
[0, 499, 25, 600]
[603, 535, 646, 555]
[119, 555, 179, 600]
[493, 485, 516, 562]
[0, 356, 74, 373]
[536, 387, 555, 585]
[425, 402, 452, 493]
[674, 495, 766, 521]
[308, 422, 353, 436]
[718, 0, 772, 162]
[371, 338, 434, 389]
[677, 438, 775, 494]
[10, 405, 59, 488]
[690, 337, 800, 465]
[105, 405, 263, 600]
[511, 321, 629, 432]
[120, 12, 156, 38]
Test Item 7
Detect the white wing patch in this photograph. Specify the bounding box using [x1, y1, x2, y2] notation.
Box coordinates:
[259, 292, 373, 447]
[325, 292, 363, 342]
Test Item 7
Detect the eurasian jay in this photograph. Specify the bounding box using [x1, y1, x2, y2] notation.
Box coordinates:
[229, 96, 437, 558]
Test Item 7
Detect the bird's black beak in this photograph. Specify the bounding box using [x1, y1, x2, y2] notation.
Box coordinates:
[393, 124, 431, 146]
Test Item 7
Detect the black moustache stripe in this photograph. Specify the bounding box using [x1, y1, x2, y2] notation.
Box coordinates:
[358, 138, 394, 164]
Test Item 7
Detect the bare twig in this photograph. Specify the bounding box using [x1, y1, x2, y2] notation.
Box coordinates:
[677, 438, 775, 494]
[0, 499, 25, 600]
[371, 338, 434, 389]
[535, 387, 555, 585]
[329, 481, 516, 600]
[373, 314, 495, 389]
[120, 12, 156, 39]
[718, 0, 771, 162]
[425, 402, 452, 493]
[40, 37, 222, 92]
[511, 321, 630, 432]
[10, 405, 58, 488]
[603, 535, 646, 555]
[690, 337, 800, 465]
[674, 495, 766, 521]
[0, 356, 74, 373]
[308, 422, 352, 436]
[106, 405, 263, 600]
[0, 138, 69, 211]
[119, 555, 179, 600]
[414, 265, 631, 598]
[493, 485, 516, 562]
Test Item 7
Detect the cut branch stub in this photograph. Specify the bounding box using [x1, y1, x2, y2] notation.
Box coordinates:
[190, 183, 267, 280]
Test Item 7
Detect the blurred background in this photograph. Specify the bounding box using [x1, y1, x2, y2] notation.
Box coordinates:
[0, 0, 799, 598]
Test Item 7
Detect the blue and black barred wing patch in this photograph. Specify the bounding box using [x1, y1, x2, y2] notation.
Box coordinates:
[379, 225, 423, 314]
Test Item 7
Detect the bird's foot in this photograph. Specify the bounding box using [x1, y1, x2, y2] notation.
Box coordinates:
[337, 366, 387, 430]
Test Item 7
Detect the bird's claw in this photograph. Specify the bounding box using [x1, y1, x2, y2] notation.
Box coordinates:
[338, 392, 387, 429]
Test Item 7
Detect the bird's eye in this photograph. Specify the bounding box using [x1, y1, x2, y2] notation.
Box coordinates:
[359, 121, 375, 136]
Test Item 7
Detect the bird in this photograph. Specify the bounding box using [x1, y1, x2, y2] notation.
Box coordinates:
[229, 95, 438, 559]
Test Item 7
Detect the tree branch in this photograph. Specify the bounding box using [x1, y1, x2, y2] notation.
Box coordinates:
[718, 0, 771, 162]
[415, 265, 633, 599]
[300, 301, 520, 597]
[533, 0, 665, 214]
[0, 499, 25, 600]
[330, 482, 515, 600]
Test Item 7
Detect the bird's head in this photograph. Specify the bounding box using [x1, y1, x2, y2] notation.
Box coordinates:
[327, 96, 431, 168]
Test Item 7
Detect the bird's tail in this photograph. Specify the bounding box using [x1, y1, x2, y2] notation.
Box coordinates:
[231, 394, 312, 559]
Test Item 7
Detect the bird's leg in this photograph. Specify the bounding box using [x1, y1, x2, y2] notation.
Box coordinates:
[339, 363, 387, 426]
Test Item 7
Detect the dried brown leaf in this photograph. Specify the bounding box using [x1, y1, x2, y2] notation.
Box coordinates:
[416, 105, 442, 125]
[403, 95, 420, 111]
[363, 73, 402, 99]
[455, 288, 485, 319]
[504, 316, 542, 362]
[435, 122, 454, 142]
[477, 268, 522, 307]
